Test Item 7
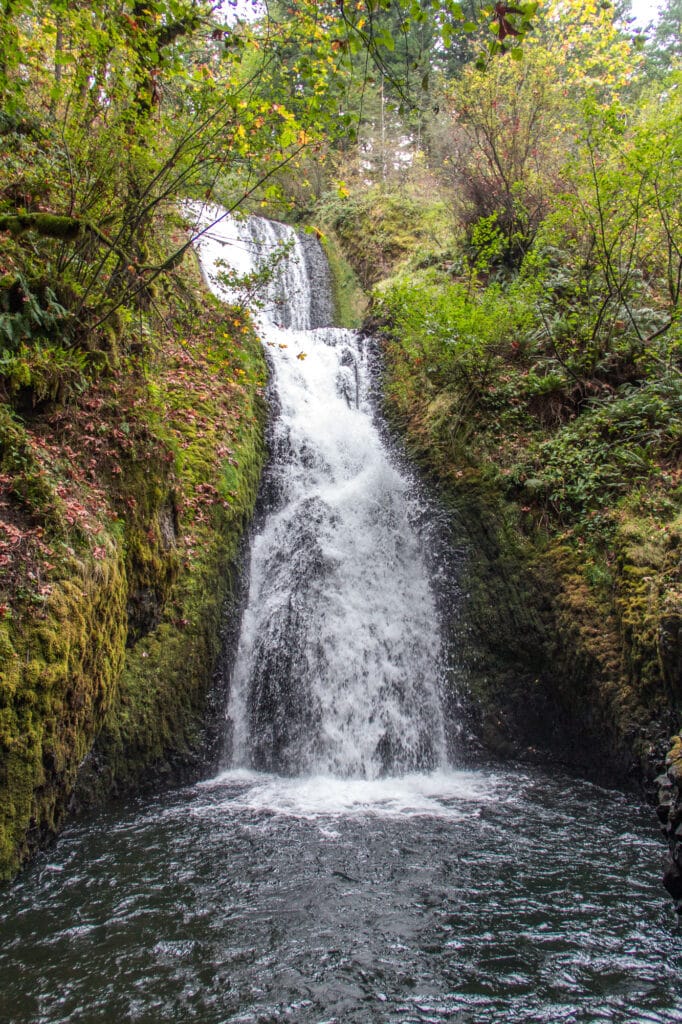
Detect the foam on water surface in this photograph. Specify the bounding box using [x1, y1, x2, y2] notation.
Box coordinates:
[197, 767, 504, 820]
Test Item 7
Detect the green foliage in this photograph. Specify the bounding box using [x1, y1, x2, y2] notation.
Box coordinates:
[333, 0, 538, 71]
[0, 343, 90, 405]
[446, 47, 569, 265]
[468, 212, 507, 272]
[518, 80, 682, 382]
[512, 377, 682, 523]
[0, 0, 372, 402]
[375, 267, 542, 392]
[321, 183, 457, 288]
[435, 0, 645, 272]
[366, 51, 681, 559]
[0, 274, 68, 354]
[647, 0, 682, 76]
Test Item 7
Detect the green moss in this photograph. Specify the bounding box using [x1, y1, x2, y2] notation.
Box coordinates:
[428, 470, 666, 781]
[0, 623, 20, 702]
[613, 511, 682, 701]
[318, 228, 367, 329]
[0, 406, 65, 526]
[74, 310, 267, 805]
[319, 185, 457, 290]
[0, 547, 127, 880]
[0, 213, 82, 240]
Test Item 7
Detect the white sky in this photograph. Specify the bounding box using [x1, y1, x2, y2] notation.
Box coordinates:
[220, 0, 664, 23]
[629, 0, 662, 26]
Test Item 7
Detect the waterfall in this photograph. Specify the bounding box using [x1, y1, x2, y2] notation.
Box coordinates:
[196, 209, 447, 779]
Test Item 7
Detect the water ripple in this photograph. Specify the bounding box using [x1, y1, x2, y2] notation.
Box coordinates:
[0, 767, 680, 1023]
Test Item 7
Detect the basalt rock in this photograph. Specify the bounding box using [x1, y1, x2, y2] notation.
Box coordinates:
[658, 736, 682, 910]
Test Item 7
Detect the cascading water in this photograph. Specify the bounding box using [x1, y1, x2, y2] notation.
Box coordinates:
[196, 210, 447, 779]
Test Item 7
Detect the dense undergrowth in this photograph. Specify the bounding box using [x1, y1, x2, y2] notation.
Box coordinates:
[374, 261, 682, 567]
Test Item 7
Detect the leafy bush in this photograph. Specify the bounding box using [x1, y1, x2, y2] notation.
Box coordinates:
[0, 343, 90, 405]
[0, 274, 67, 352]
[375, 269, 543, 395]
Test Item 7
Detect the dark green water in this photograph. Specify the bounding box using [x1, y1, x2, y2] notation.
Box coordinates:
[1, 765, 680, 1023]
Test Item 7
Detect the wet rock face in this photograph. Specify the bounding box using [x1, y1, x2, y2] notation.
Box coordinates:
[657, 735, 682, 909]
[158, 499, 178, 551]
[126, 586, 162, 645]
[298, 231, 335, 329]
[125, 500, 179, 645]
[336, 347, 360, 408]
[660, 612, 682, 699]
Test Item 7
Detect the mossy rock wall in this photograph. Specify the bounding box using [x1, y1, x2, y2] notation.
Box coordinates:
[440, 479, 563, 758]
[0, 295, 267, 881]
[0, 551, 127, 877]
[379, 372, 679, 787]
[319, 187, 457, 292]
[75, 455, 263, 805]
